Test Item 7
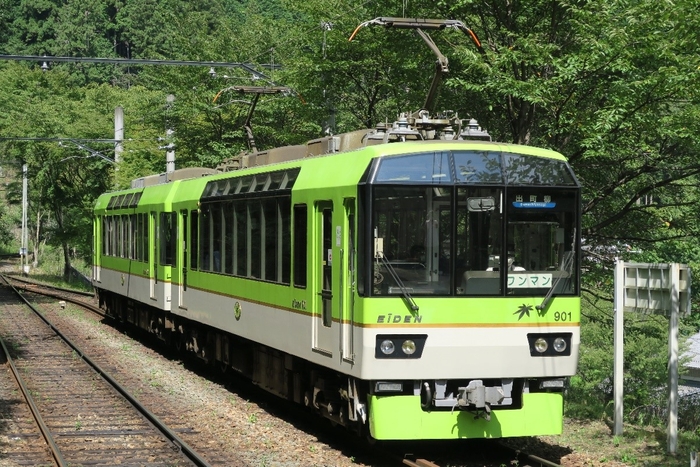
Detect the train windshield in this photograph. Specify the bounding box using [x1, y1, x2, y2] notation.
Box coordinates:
[363, 150, 579, 297]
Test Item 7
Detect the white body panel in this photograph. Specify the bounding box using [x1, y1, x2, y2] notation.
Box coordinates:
[357, 327, 579, 379]
[97, 267, 171, 310]
[97, 268, 579, 381]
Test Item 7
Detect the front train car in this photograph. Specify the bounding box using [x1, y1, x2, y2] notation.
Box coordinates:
[352, 143, 580, 440]
[92, 137, 580, 442]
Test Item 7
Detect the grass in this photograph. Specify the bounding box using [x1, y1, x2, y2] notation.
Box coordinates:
[535, 418, 700, 466]
[11, 247, 93, 293]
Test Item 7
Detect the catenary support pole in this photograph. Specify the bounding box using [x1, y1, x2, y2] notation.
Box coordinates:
[613, 258, 624, 436]
[165, 95, 175, 174]
[114, 106, 123, 164]
[668, 263, 679, 454]
[21, 164, 28, 275]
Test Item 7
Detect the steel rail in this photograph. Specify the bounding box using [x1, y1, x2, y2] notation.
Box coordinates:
[4, 275, 106, 321]
[1, 276, 213, 467]
[403, 459, 440, 467]
[526, 452, 563, 467]
[5, 273, 94, 298]
[0, 333, 67, 467]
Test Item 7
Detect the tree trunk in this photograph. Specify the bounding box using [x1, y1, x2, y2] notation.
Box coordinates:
[62, 241, 72, 281]
[32, 209, 44, 267]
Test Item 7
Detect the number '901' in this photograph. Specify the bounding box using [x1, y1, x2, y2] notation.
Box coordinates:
[554, 311, 572, 321]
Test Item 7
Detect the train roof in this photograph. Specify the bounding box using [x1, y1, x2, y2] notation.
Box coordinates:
[94, 137, 576, 213]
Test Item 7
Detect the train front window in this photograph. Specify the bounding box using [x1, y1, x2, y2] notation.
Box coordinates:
[365, 151, 579, 298]
[505, 190, 577, 296]
[372, 186, 452, 295]
[456, 188, 503, 296]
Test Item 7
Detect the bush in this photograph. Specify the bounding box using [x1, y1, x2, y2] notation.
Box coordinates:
[566, 293, 693, 429]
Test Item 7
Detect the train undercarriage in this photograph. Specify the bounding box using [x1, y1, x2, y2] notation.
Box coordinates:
[97, 289, 370, 435]
[97, 289, 565, 439]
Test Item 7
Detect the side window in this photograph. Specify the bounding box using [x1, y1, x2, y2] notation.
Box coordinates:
[137, 213, 146, 262]
[159, 212, 177, 266]
[224, 202, 234, 274]
[112, 216, 118, 257]
[129, 214, 136, 259]
[249, 201, 261, 279]
[119, 215, 126, 258]
[280, 197, 291, 284]
[263, 199, 278, 281]
[212, 205, 222, 272]
[134, 214, 141, 261]
[102, 216, 109, 256]
[235, 202, 247, 276]
[190, 210, 198, 270]
[293, 204, 307, 288]
[200, 206, 210, 271]
[144, 213, 150, 263]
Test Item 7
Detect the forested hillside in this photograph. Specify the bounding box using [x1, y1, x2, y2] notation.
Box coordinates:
[1, 0, 700, 436]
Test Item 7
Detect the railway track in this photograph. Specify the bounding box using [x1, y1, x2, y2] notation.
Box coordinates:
[2, 273, 566, 467]
[397, 446, 564, 467]
[0, 277, 212, 466]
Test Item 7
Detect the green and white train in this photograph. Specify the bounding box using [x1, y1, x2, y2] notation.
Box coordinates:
[93, 16, 580, 441]
[93, 117, 580, 440]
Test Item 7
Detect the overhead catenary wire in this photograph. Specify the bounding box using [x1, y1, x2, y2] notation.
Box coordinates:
[242, 0, 377, 67]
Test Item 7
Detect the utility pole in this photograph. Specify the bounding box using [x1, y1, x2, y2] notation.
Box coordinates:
[21, 163, 29, 275]
[114, 106, 124, 164]
[165, 94, 175, 174]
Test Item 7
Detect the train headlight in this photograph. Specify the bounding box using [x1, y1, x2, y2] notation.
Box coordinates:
[534, 338, 548, 353]
[375, 334, 427, 359]
[380, 339, 395, 355]
[527, 333, 573, 357]
[401, 340, 416, 355]
[553, 337, 567, 353]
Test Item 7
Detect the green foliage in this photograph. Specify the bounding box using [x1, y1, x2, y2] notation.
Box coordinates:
[437, 0, 700, 259]
[0, 0, 700, 434]
[567, 295, 683, 426]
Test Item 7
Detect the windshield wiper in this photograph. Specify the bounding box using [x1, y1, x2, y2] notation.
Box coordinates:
[377, 253, 419, 313]
[536, 228, 576, 312]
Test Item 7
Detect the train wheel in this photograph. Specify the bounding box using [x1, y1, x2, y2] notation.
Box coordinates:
[174, 333, 184, 353]
[338, 406, 346, 427]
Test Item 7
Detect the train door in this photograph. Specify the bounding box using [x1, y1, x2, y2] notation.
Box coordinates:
[340, 199, 356, 363]
[178, 209, 188, 309]
[149, 211, 157, 300]
[94, 216, 102, 283]
[313, 201, 334, 356]
[160, 212, 177, 308]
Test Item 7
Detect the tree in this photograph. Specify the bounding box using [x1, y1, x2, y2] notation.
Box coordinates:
[437, 0, 700, 253]
[0, 63, 119, 276]
[279, 1, 465, 132]
[3, 0, 62, 56]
